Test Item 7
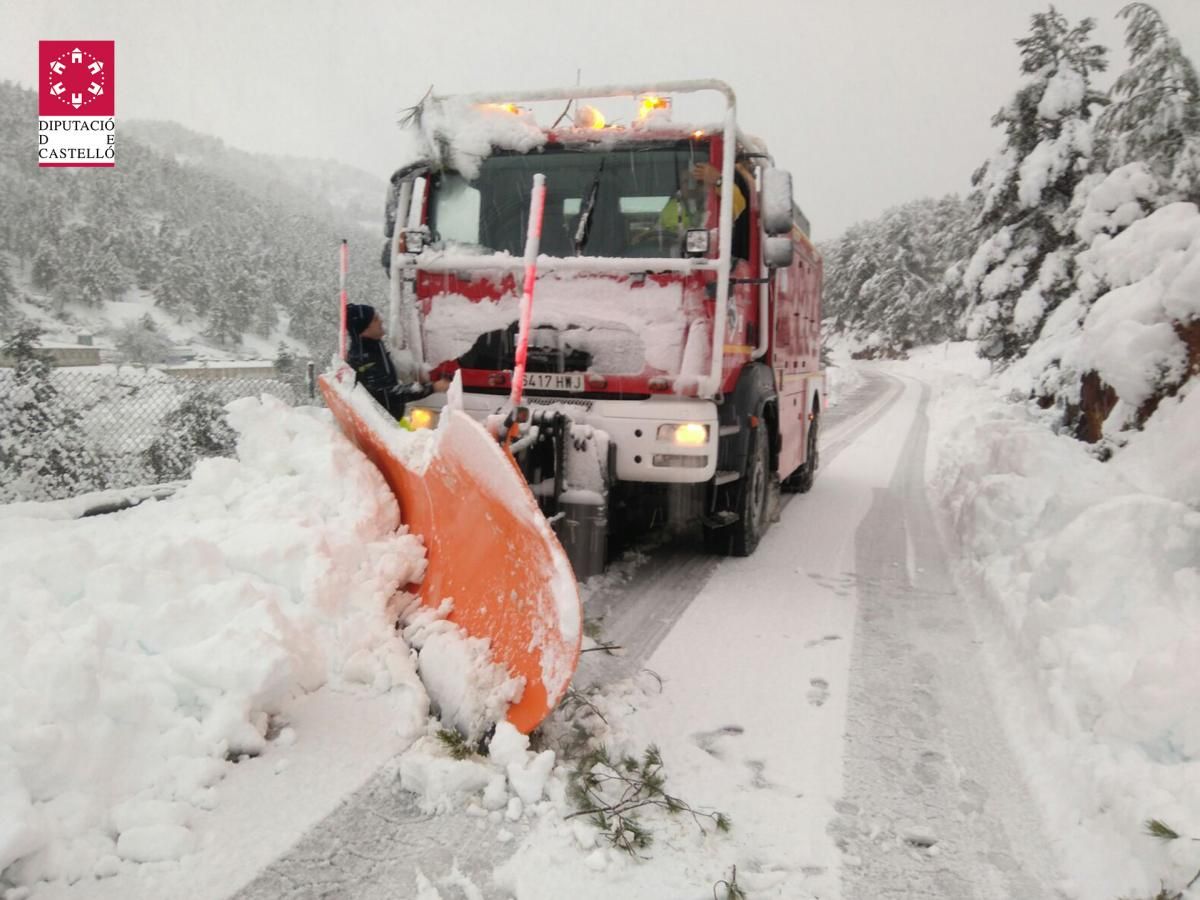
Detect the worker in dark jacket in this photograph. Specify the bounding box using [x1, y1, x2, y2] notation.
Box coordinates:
[345, 303, 447, 418]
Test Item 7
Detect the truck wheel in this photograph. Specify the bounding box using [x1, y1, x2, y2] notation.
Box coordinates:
[705, 421, 771, 557]
[734, 421, 771, 555]
[792, 410, 820, 494]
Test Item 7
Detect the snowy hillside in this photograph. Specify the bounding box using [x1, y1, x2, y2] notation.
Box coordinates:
[122, 120, 384, 231]
[0, 81, 387, 362]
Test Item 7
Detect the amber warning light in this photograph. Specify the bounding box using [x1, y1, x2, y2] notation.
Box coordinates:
[637, 94, 671, 120]
[575, 105, 606, 130]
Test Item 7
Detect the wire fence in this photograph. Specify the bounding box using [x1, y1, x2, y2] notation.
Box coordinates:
[0, 365, 320, 505]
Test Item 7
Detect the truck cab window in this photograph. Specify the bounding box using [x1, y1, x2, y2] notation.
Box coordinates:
[428, 143, 712, 259]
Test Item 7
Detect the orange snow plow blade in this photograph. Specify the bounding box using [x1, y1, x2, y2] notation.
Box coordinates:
[319, 370, 582, 734]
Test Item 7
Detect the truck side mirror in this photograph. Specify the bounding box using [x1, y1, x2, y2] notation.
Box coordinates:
[761, 169, 794, 237]
[764, 235, 794, 269]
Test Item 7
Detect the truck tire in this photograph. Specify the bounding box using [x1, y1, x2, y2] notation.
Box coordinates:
[704, 421, 771, 557]
[785, 409, 819, 494]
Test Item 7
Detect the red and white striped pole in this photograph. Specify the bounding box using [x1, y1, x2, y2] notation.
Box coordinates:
[338, 239, 349, 361]
[510, 174, 546, 410]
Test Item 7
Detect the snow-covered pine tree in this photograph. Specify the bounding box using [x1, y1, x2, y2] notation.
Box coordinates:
[1014, 4, 1200, 440]
[31, 243, 57, 292]
[1096, 2, 1200, 203]
[820, 195, 975, 355]
[964, 7, 1108, 360]
[142, 389, 236, 481]
[0, 326, 107, 502]
[0, 255, 15, 317]
[273, 341, 308, 397]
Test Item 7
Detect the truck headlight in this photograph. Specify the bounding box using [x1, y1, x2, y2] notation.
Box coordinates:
[407, 406, 439, 430]
[657, 423, 709, 446]
[684, 229, 709, 256]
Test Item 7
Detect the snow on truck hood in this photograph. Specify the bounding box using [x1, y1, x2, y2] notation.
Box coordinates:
[422, 272, 692, 377]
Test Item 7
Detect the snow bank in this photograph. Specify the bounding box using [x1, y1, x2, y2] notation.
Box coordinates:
[398, 720, 560, 820]
[0, 396, 429, 886]
[925, 370, 1200, 899]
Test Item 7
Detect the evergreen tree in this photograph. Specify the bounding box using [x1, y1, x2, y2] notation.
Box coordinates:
[0, 326, 107, 502]
[204, 294, 243, 348]
[1096, 2, 1200, 202]
[274, 341, 296, 373]
[820, 195, 976, 355]
[274, 341, 307, 395]
[964, 7, 1109, 360]
[31, 244, 58, 292]
[0, 255, 15, 316]
[143, 390, 236, 481]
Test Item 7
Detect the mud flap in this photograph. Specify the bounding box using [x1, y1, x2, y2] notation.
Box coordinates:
[319, 371, 582, 734]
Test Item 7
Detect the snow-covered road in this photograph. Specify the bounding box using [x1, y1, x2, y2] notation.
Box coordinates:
[222, 368, 1059, 899]
[831, 374, 1060, 899]
[11, 363, 1089, 900]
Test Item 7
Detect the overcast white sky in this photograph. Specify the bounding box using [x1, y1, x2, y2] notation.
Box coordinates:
[4, 0, 1199, 239]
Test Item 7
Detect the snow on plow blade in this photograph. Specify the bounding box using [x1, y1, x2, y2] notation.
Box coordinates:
[319, 370, 582, 734]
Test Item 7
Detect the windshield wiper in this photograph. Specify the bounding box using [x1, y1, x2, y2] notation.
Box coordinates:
[573, 158, 606, 255]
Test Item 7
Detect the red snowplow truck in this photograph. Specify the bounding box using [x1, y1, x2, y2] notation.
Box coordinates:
[383, 80, 823, 576]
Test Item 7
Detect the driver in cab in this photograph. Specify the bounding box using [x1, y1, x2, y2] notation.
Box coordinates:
[659, 162, 746, 231]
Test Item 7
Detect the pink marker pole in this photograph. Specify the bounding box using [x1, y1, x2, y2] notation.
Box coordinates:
[510, 174, 546, 410]
[338, 239, 349, 361]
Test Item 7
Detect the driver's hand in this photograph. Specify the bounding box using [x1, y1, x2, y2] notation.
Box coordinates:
[691, 163, 721, 186]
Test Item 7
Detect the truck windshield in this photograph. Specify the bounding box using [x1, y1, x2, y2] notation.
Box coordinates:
[429, 143, 710, 259]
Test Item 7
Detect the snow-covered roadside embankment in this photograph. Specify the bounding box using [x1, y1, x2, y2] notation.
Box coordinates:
[0, 396, 430, 886]
[922, 362, 1200, 899]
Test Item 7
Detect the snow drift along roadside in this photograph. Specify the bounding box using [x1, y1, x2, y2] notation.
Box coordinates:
[0, 396, 430, 885]
[920, 356, 1200, 900]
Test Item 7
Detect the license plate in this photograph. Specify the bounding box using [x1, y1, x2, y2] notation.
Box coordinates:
[522, 372, 585, 392]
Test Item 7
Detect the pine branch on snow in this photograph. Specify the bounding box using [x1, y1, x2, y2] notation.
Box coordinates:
[566, 744, 731, 858]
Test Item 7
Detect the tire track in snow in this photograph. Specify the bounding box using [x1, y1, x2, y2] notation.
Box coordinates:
[831, 373, 1063, 900]
[577, 366, 898, 685]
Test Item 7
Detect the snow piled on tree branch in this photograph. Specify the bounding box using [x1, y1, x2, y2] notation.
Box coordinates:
[1011, 249, 1069, 334]
[1035, 67, 1086, 120]
[1017, 119, 1093, 209]
[1012, 200, 1200, 430]
[1073, 163, 1159, 243]
[978, 148, 1016, 220]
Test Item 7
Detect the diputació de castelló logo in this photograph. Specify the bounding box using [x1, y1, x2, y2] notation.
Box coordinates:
[38, 41, 116, 167]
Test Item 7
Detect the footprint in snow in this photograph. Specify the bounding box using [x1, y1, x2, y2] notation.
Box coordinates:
[692, 724, 745, 759]
[745, 759, 774, 789]
[804, 634, 842, 648]
[808, 678, 830, 707]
